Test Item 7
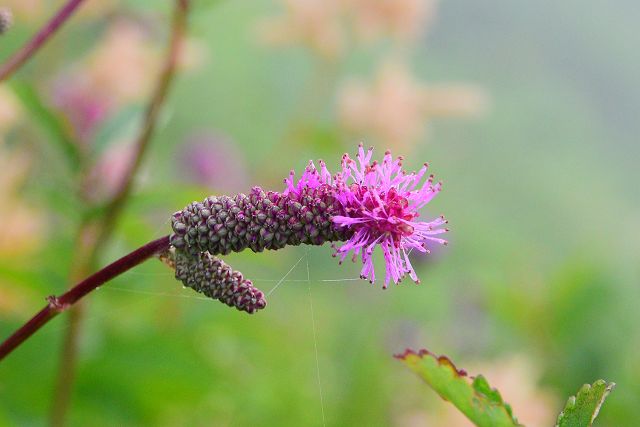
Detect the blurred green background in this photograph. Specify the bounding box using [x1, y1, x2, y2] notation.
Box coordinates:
[1, 0, 639, 426]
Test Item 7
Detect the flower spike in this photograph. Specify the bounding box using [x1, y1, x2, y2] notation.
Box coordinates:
[170, 145, 448, 301]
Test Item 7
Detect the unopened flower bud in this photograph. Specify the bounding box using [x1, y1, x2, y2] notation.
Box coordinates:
[170, 185, 351, 257]
[173, 250, 266, 314]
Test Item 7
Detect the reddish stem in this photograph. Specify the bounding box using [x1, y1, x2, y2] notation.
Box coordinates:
[0, 0, 87, 81]
[0, 235, 170, 362]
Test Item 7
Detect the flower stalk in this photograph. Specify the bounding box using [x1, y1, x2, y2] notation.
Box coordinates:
[0, 0, 87, 81]
[0, 236, 171, 362]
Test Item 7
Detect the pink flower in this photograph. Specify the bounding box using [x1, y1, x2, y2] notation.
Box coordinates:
[51, 76, 110, 144]
[284, 144, 448, 288]
[173, 146, 447, 291]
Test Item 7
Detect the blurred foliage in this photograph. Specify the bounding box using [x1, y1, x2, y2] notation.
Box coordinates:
[0, 0, 639, 426]
[9, 81, 80, 171]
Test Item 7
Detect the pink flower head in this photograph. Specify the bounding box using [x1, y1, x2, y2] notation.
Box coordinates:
[283, 144, 448, 288]
[283, 159, 333, 197]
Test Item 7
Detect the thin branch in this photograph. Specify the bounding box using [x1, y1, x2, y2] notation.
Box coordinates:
[0, 0, 87, 82]
[95, 0, 190, 249]
[0, 235, 171, 362]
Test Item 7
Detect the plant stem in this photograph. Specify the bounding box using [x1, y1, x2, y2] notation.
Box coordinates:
[48, 1, 190, 424]
[49, 223, 99, 427]
[50, 304, 83, 426]
[0, 235, 171, 362]
[0, 0, 87, 82]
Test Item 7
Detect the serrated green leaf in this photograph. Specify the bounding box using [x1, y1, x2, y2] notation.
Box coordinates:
[556, 380, 615, 427]
[9, 81, 81, 171]
[472, 375, 515, 418]
[396, 349, 521, 427]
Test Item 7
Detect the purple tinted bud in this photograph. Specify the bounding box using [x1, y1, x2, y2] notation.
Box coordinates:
[170, 185, 351, 257]
[173, 250, 266, 314]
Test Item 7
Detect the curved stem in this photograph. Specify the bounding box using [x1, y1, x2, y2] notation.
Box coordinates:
[95, 0, 189, 249]
[0, 0, 87, 82]
[0, 235, 171, 362]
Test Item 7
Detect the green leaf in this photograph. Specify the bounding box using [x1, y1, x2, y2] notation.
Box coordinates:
[556, 380, 615, 427]
[396, 349, 521, 427]
[10, 81, 81, 171]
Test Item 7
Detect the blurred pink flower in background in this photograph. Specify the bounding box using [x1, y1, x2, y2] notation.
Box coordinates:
[346, 0, 437, 43]
[51, 76, 110, 144]
[338, 62, 426, 149]
[80, 18, 159, 106]
[338, 62, 486, 150]
[179, 131, 250, 193]
[257, 0, 346, 58]
[258, 0, 486, 152]
[422, 84, 487, 117]
[50, 16, 205, 146]
[49, 18, 159, 144]
[84, 139, 137, 202]
[257, 0, 438, 56]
